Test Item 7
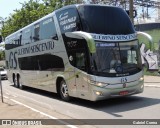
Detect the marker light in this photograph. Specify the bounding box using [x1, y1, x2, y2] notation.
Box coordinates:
[139, 77, 144, 81]
[95, 91, 103, 96]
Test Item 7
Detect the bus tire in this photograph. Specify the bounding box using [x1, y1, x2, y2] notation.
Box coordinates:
[59, 80, 70, 101]
[17, 76, 24, 90]
[13, 76, 18, 88]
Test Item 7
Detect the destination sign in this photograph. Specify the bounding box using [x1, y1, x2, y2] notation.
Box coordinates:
[91, 33, 137, 42]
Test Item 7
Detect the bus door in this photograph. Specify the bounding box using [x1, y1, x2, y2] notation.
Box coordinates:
[74, 49, 90, 99]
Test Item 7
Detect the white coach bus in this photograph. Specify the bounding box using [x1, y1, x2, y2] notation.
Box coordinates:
[4, 4, 144, 101]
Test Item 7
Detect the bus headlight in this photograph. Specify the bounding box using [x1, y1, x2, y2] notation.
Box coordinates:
[95, 91, 103, 96]
[89, 80, 108, 87]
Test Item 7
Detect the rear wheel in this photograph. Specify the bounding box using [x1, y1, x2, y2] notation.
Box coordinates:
[59, 80, 70, 101]
[13, 76, 18, 88]
[17, 76, 24, 89]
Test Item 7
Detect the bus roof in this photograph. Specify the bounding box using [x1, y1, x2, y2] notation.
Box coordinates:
[5, 4, 129, 39]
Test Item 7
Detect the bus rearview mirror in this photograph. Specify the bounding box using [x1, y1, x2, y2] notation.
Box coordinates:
[137, 31, 153, 50]
[65, 31, 96, 53]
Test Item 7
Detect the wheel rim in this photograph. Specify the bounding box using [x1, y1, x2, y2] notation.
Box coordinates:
[14, 78, 18, 87]
[61, 82, 69, 98]
[19, 78, 22, 89]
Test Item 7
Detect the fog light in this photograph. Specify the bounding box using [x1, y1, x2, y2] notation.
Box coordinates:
[95, 91, 103, 96]
[139, 77, 144, 81]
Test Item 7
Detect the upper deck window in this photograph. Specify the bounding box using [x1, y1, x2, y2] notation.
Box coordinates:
[77, 5, 135, 35]
[56, 8, 81, 34]
[40, 17, 57, 40]
[33, 23, 40, 42]
[22, 28, 32, 44]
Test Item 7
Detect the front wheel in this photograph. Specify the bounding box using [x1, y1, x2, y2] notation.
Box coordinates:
[59, 80, 70, 101]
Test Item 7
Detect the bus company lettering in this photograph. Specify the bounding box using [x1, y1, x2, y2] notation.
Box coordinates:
[64, 23, 76, 31]
[91, 33, 137, 41]
[18, 41, 54, 55]
[60, 16, 76, 26]
[59, 16, 77, 31]
[59, 12, 69, 21]
[9, 51, 17, 69]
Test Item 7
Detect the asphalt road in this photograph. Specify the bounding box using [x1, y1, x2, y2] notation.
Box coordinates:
[1, 80, 160, 128]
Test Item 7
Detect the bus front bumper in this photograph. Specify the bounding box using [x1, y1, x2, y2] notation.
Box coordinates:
[90, 80, 144, 101]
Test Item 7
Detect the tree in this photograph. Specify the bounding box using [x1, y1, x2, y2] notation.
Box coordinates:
[1, 0, 82, 38]
[0, 50, 5, 60]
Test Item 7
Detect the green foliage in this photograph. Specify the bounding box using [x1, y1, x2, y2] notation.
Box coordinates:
[138, 29, 160, 50]
[0, 51, 5, 60]
[1, 0, 78, 38]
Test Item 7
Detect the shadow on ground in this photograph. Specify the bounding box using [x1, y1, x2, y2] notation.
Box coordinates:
[9, 84, 160, 118]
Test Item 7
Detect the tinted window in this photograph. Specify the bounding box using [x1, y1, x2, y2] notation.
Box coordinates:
[40, 17, 57, 40]
[56, 8, 81, 34]
[68, 49, 87, 72]
[78, 5, 135, 34]
[18, 54, 64, 71]
[33, 23, 40, 42]
[5, 35, 21, 50]
[22, 28, 32, 44]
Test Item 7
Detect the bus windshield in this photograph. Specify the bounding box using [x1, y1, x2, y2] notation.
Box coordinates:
[90, 40, 142, 77]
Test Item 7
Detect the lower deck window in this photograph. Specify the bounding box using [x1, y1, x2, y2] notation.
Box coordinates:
[18, 54, 64, 71]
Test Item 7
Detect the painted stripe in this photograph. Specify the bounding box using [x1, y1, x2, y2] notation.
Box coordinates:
[3, 96, 9, 99]
[5, 92, 10, 95]
[145, 85, 160, 88]
[10, 99, 77, 128]
[12, 95, 17, 98]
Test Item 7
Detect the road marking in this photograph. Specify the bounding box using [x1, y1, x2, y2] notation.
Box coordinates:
[5, 92, 10, 95]
[10, 99, 77, 128]
[12, 95, 17, 98]
[4, 91, 17, 98]
[145, 84, 160, 88]
[4, 89, 53, 109]
[3, 96, 9, 99]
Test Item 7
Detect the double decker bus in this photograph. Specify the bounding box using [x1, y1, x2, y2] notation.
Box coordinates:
[4, 4, 144, 101]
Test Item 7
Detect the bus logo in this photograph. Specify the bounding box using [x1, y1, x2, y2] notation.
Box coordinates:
[9, 51, 17, 69]
[121, 77, 127, 83]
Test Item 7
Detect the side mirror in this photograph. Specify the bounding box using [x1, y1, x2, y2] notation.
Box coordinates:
[0, 35, 2, 43]
[65, 31, 96, 53]
[137, 31, 153, 50]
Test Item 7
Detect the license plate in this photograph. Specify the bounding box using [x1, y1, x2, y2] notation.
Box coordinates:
[119, 91, 128, 96]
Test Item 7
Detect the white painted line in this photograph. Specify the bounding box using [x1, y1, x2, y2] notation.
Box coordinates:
[12, 95, 17, 98]
[5, 92, 10, 95]
[3, 96, 9, 99]
[4, 91, 17, 97]
[10, 99, 77, 128]
[4, 89, 53, 109]
[145, 85, 160, 88]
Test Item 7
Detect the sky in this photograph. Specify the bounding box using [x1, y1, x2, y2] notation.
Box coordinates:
[0, 0, 29, 19]
[0, 0, 158, 19]
[0, 0, 29, 45]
